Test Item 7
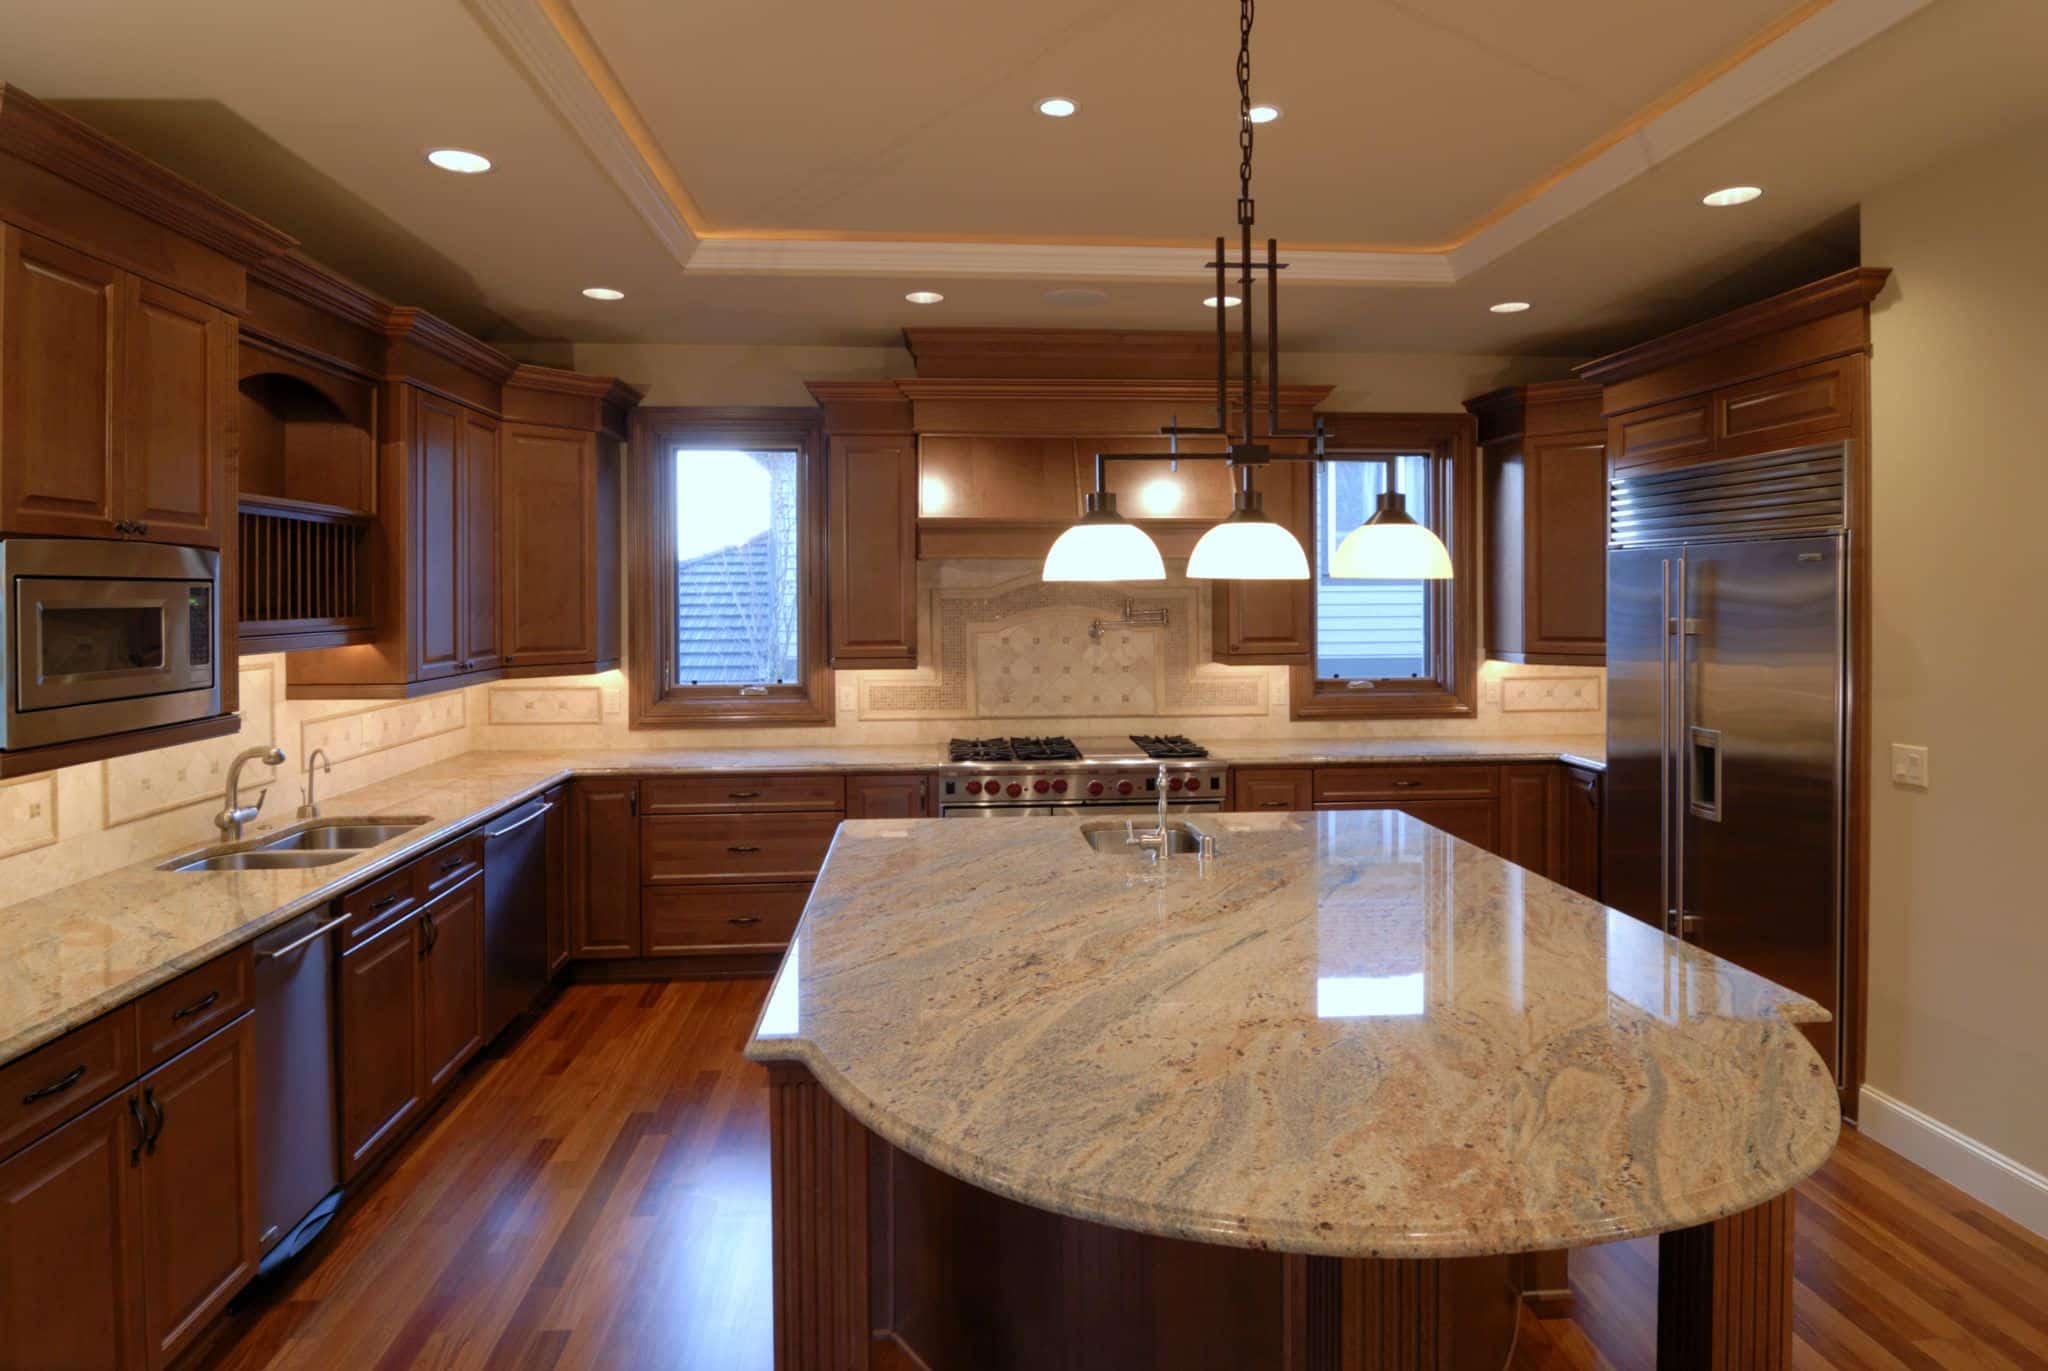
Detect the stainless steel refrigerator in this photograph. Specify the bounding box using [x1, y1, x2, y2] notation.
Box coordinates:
[1604, 445, 1848, 1074]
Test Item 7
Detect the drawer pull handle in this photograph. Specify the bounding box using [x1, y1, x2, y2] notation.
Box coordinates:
[171, 989, 220, 1021]
[727, 790, 761, 799]
[129, 1095, 148, 1165]
[439, 856, 465, 873]
[1259, 800, 1287, 808]
[728, 915, 762, 926]
[145, 1087, 165, 1156]
[727, 844, 762, 854]
[370, 893, 403, 912]
[23, 1064, 86, 1106]
[1391, 780, 1422, 789]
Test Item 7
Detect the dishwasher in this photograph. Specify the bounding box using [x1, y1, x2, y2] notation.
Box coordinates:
[252, 904, 347, 1277]
[483, 796, 554, 1042]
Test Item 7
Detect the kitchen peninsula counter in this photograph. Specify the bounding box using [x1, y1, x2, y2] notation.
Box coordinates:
[746, 809, 1834, 1369]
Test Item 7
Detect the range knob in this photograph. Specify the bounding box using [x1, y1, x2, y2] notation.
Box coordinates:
[1006, 782, 1023, 798]
[1087, 780, 1104, 796]
[1117, 779, 1134, 796]
[966, 780, 983, 794]
[1167, 775, 1184, 791]
[1052, 778, 1068, 793]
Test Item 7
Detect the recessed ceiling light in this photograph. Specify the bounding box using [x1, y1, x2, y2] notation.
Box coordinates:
[1036, 97, 1078, 118]
[426, 148, 492, 174]
[1204, 295, 1242, 309]
[1702, 185, 1763, 207]
[1489, 301, 1532, 314]
[905, 290, 945, 305]
[1248, 104, 1282, 124]
[581, 287, 625, 301]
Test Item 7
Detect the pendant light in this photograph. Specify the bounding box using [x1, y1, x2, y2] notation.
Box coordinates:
[1043, 489, 1165, 581]
[1331, 492, 1453, 579]
[1186, 478, 1309, 580]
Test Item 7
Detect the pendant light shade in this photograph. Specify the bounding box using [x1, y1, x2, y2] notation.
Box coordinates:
[1186, 488, 1309, 580]
[1042, 491, 1165, 582]
[1332, 492, 1453, 580]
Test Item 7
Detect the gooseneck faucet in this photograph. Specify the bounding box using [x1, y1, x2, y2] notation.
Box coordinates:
[1127, 764, 1174, 860]
[217, 745, 286, 840]
[298, 747, 331, 819]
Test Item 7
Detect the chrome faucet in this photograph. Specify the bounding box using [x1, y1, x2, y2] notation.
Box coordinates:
[298, 747, 331, 819]
[217, 745, 286, 840]
[1127, 764, 1173, 860]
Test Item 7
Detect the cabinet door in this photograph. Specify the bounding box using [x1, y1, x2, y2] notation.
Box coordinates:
[1212, 459, 1314, 663]
[1233, 768, 1313, 813]
[570, 779, 641, 958]
[419, 877, 485, 1096]
[135, 1016, 256, 1370]
[120, 278, 228, 547]
[545, 785, 570, 977]
[0, 227, 124, 538]
[500, 425, 596, 669]
[0, 1090, 146, 1370]
[828, 435, 917, 666]
[1497, 764, 1562, 879]
[1320, 798, 1500, 854]
[1560, 766, 1603, 900]
[410, 391, 465, 681]
[459, 411, 501, 674]
[1523, 435, 1606, 660]
[339, 915, 423, 1177]
[845, 773, 929, 818]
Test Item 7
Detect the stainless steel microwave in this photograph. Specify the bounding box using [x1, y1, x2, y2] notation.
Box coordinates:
[1, 538, 221, 751]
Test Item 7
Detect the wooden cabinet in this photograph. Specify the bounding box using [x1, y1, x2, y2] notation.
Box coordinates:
[338, 914, 422, 1177]
[0, 1090, 146, 1370]
[1322, 797, 1502, 852]
[642, 813, 840, 886]
[500, 425, 599, 670]
[827, 435, 917, 667]
[1471, 382, 1606, 665]
[1498, 764, 1563, 876]
[570, 779, 642, 959]
[1232, 767, 1312, 813]
[419, 876, 484, 1096]
[845, 773, 930, 818]
[1560, 765, 1602, 900]
[545, 784, 571, 977]
[458, 410, 501, 675]
[1213, 458, 1317, 664]
[0, 227, 229, 549]
[411, 390, 465, 682]
[643, 886, 808, 957]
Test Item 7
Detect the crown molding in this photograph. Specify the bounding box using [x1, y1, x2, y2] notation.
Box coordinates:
[384, 306, 521, 384]
[248, 252, 393, 333]
[0, 82, 297, 267]
[464, 0, 699, 267]
[1576, 267, 1890, 385]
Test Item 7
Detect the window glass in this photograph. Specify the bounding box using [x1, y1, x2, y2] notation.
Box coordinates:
[671, 448, 802, 686]
[1313, 455, 1433, 682]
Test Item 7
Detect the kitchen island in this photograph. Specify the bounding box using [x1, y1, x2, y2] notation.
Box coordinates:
[745, 809, 1837, 1370]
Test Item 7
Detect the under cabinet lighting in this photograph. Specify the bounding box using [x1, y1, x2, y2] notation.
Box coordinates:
[1489, 301, 1531, 314]
[1036, 97, 1079, 118]
[1702, 185, 1763, 207]
[905, 290, 946, 305]
[426, 148, 492, 174]
[581, 287, 625, 301]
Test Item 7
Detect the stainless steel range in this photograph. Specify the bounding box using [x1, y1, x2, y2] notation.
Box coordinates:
[935, 735, 1229, 817]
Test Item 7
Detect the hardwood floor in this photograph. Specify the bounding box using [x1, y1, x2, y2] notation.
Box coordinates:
[196, 980, 2048, 1371]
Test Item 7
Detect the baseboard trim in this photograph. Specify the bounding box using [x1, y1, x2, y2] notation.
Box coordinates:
[1859, 1086, 2048, 1240]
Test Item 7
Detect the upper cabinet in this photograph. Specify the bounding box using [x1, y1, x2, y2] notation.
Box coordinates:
[1467, 381, 1607, 666]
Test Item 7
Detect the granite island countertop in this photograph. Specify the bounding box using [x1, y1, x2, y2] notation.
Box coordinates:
[0, 735, 1604, 1068]
[745, 808, 1836, 1260]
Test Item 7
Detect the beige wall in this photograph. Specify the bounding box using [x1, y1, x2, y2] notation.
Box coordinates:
[1863, 117, 2048, 1175]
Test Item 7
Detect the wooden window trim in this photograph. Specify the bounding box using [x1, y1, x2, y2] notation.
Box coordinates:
[627, 406, 834, 728]
[1290, 413, 1479, 721]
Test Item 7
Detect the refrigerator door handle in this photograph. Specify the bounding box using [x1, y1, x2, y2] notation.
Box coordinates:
[1659, 557, 1674, 936]
[1674, 551, 1690, 940]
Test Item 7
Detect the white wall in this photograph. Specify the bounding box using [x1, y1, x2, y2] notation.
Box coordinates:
[1860, 116, 2048, 1201]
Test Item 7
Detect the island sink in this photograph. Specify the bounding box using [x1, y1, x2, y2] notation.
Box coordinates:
[1078, 819, 1211, 856]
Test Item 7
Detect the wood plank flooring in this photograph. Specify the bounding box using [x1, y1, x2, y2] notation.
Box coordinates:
[194, 980, 2048, 1371]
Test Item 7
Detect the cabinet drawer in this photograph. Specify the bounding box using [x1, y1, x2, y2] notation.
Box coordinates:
[642, 814, 841, 884]
[1312, 765, 1499, 804]
[0, 1004, 138, 1160]
[1609, 397, 1713, 474]
[135, 944, 252, 1071]
[643, 885, 807, 955]
[640, 774, 846, 815]
[1716, 357, 1859, 453]
[420, 833, 482, 900]
[1314, 798, 1501, 854]
[1233, 768, 1313, 812]
[342, 864, 422, 948]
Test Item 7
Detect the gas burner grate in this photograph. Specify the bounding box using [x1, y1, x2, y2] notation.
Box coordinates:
[948, 738, 1017, 763]
[1130, 734, 1209, 760]
[1008, 736, 1082, 762]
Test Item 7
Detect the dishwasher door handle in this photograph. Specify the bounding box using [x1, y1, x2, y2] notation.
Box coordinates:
[483, 802, 554, 841]
[256, 913, 350, 961]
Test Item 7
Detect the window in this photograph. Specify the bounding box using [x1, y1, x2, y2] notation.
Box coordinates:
[1291, 414, 1478, 720]
[628, 409, 832, 727]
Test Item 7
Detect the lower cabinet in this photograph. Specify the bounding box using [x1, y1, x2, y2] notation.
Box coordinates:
[643, 886, 808, 956]
[0, 1015, 256, 1371]
[1320, 797, 1502, 853]
[1232, 768, 1313, 813]
[339, 915, 422, 1178]
[1498, 764, 1563, 875]
[570, 778, 641, 958]
[1560, 765, 1603, 899]
[420, 876, 485, 1096]
[545, 783, 571, 976]
[845, 772, 931, 818]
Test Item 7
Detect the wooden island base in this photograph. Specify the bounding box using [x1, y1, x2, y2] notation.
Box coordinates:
[768, 1065, 1796, 1371]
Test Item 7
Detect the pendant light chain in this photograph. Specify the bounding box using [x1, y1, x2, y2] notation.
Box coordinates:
[1237, 0, 1255, 228]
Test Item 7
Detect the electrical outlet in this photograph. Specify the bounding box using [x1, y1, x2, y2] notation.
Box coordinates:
[837, 682, 858, 711]
[1480, 675, 1502, 706]
[1890, 743, 1929, 789]
[602, 686, 623, 718]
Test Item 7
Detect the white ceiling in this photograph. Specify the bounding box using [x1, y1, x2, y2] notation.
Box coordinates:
[4, 0, 2045, 354]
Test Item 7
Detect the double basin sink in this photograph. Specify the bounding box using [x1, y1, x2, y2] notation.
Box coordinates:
[158, 817, 431, 873]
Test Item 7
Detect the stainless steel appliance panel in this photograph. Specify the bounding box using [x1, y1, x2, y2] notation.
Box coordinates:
[252, 906, 345, 1269]
[484, 798, 554, 1040]
[938, 800, 1224, 819]
[1602, 545, 1676, 931]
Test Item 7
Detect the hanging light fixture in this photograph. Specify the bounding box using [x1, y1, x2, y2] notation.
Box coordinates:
[1332, 491, 1453, 579]
[1043, 0, 1321, 585]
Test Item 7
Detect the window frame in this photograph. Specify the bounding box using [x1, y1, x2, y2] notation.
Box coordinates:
[626, 406, 834, 728]
[1290, 413, 1480, 721]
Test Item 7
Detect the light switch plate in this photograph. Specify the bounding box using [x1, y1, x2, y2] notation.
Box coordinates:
[1890, 743, 1930, 788]
[602, 686, 623, 718]
[838, 682, 858, 711]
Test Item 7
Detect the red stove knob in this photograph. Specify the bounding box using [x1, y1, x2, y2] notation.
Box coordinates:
[1006, 783, 1023, 798]
[966, 780, 983, 794]
[1033, 779, 1050, 794]
[1167, 776, 1183, 791]
[1117, 780, 1134, 796]
[1052, 778, 1068, 793]
[1087, 780, 1104, 796]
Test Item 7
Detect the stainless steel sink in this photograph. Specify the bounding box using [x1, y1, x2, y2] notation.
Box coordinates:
[1079, 820, 1213, 856]
[254, 818, 429, 851]
[163, 850, 360, 873]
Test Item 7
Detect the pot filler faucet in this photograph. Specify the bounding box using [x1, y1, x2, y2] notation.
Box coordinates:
[217, 745, 287, 840]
